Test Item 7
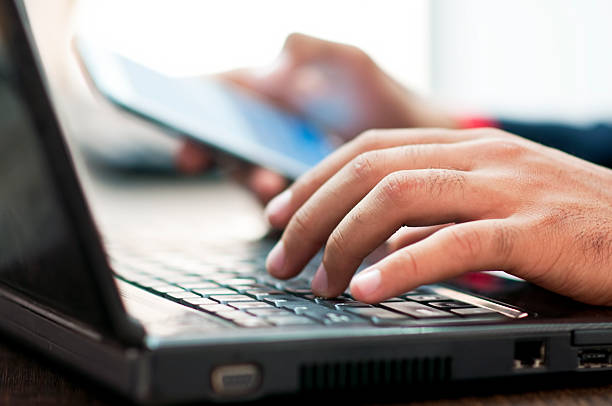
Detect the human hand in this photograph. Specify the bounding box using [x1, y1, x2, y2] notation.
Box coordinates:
[175, 140, 287, 204]
[176, 33, 456, 203]
[264, 127, 612, 306]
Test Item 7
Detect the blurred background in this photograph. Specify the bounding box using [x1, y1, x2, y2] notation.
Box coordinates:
[21, 0, 612, 244]
[30, 0, 612, 148]
[70, 0, 612, 123]
[25, 0, 612, 172]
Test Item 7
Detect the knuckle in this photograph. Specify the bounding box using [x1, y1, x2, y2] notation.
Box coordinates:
[378, 172, 410, 206]
[486, 127, 513, 138]
[343, 44, 373, 66]
[423, 169, 467, 197]
[447, 226, 483, 263]
[284, 32, 306, 49]
[396, 248, 420, 280]
[354, 129, 383, 150]
[469, 127, 512, 138]
[490, 223, 518, 263]
[289, 208, 317, 242]
[378, 169, 467, 205]
[326, 228, 353, 260]
[478, 137, 528, 159]
[349, 151, 379, 182]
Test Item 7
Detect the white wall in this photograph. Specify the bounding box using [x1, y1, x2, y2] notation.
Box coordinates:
[431, 0, 612, 123]
[76, 0, 431, 94]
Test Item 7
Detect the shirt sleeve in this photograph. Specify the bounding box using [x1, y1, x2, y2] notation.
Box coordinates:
[458, 116, 612, 168]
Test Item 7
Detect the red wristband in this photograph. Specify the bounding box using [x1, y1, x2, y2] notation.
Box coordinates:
[456, 116, 499, 129]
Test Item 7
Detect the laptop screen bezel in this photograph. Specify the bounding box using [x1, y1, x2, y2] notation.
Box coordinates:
[0, 0, 144, 345]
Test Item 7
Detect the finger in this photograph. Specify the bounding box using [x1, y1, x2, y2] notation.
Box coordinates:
[217, 68, 259, 90]
[217, 155, 287, 204]
[246, 167, 288, 204]
[313, 169, 493, 297]
[386, 224, 453, 252]
[267, 140, 477, 280]
[281, 33, 371, 67]
[216, 34, 345, 112]
[176, 140, 214, 174]
[264, 128, 500, 228]
[349, 220, 516, 303]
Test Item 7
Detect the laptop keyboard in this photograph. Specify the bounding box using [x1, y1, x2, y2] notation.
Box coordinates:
[108, 241, 504, 329]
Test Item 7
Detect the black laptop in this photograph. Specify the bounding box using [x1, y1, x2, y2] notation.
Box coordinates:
[2, 0, 612, 404]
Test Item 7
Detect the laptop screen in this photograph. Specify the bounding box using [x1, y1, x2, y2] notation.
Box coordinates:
[0, 2, 120, 333]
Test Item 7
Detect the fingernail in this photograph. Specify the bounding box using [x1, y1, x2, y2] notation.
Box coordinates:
[266, 241, 286, 276]
[311, 263, 329, 296]
[264, 189, 292, 225]
[351, 269, 382, 298]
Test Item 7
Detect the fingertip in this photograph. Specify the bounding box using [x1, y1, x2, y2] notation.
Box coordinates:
[250, 168, 288, 204]
[265, 240, 287, 278]
[263, 188, 292, 227]
[311, 263, 330, 297]
[350, 268, 382, 302]
[176, 141, 213, 174]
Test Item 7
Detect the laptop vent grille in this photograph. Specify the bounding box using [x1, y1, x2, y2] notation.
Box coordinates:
[299, 356, 452, 391]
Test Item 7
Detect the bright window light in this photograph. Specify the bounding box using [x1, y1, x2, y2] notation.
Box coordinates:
[75, 0, 431, 94]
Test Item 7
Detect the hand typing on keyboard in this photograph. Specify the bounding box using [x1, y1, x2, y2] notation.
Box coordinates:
[111, 244, 504, 330]
[263, 127, 612, 306]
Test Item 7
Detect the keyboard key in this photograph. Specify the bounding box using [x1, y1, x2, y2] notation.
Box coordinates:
[429, 301, 475, 309]
[165, 275, 206, 284]
[245, 289, 284, 299]
[182, 297, 217, 306]
[210, 295, 257, 303]
[198, 304, 236, 314]
[315, 297, 356, 305]
[229, 302, 274, 310]
[303, 310, 367, 325]
[262, 295, 303, 306]
[381, 302, 455, 319]
[344, 307, 409, 321]
[178, 282, 220, 289]
[266, 316, 318, 326]
[227, 284, 267, 293]
[193, 288, 238, 297]
[223, 278, 257, 284]
[283, 287, 312, 295]
[233, 318, 270, 328]
[216, 311, 253, 321]
[404, 294, 449, 302]
[165, 291, 201, 299]
[202, 273, 241, 282]
[451, 307, 497, 316]
[333, 303, 373, 311]
[149, 284, 185, 293]
[246, 308, 292, 317]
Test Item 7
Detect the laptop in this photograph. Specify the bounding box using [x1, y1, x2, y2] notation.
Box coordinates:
[2, 0, 612, 403]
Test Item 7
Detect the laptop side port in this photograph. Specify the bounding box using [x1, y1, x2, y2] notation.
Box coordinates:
[513, 340, 546, 370]
[210, 363, 261, 396]
[578, 349, 612, 369]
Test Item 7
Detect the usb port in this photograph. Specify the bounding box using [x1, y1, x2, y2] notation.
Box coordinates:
[578, 349, 612, 369]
